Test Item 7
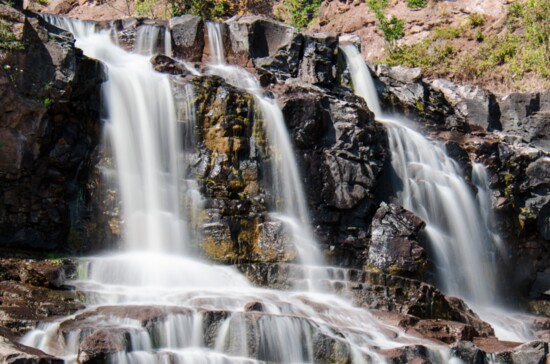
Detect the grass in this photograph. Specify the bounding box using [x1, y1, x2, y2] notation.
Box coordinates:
[383, 0, 550, 92]
[0, 19, 24, 51]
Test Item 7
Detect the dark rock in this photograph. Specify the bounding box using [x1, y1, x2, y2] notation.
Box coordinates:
[298, 32, 338, 87]
[451, 340, 485, 364]
[169, 15, 204, 62]
[0, 335, 63, 364]
[78, 328, 129, 364]
[499, 91, 550, 151]
[276, 80, 387, 264]
[0, 281, 84, 335]
[226, 15, 302, 79]
[408, 319, 477, 344]
[379, 345, 431, 364]
[0, 259, 66, 288]
[477, 339, 549, 364]
[0, 8, 102, 252]
[365, 203, 426, 278]
[431, 79, 500, 131]
[150, 54, 192, 76]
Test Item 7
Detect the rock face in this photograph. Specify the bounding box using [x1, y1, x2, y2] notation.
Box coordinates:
[169, 15, 204, 62]
[276, 80, 387, 264]
[365, 203, 426, 278]
[0, 9, 102, 252]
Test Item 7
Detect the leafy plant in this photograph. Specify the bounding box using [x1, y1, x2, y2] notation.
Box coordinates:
[41, 97, 53, 107]
[281, 0, 322, 29]
[0, 19, 24, 50]
[367, 0, 405, 52]
[468, 12, 486, 27]
[406, 0, 427, 9]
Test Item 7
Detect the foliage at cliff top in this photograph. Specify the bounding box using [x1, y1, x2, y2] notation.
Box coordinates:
[382, 0, 550, 93]
[133, 0, 321, 27]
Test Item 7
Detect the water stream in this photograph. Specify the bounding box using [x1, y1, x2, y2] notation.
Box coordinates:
[23, 15, 463, 364]
[340, 43, 534, 342]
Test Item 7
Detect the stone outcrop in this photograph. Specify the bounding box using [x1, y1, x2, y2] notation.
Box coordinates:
[0, 8, 102, 252]
[365, 203, 426, 278]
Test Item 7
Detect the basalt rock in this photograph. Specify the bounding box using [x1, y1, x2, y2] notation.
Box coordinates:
[365, 203, 427, 279]
[275, 79, 387, 265]
[169, 15, 204, 62]
[499, 91, 550, 152]
[0, 334, 62, 364]
[0, 8, 102, 253]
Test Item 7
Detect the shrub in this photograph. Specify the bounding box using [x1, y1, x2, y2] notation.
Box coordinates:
[367, 0, 405, 52]
[279, 0, 323, 29]
[406, 0, 427, 9]
[468, 12, 486, 27]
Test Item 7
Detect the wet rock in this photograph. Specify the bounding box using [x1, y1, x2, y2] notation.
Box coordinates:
[408, 319, 477, 344]
[252, 221, 296, 262]
[0, 259, 68, 288]
[476, 339, 549, 364]
[379, 345, 431, 364]
[365, 203, 427, 278]
[451, 340, 485, 364]
[298, 32, 338, 87]
[78, 328, 129, 364]
[0, 334, 62, 364]
[277, 80, 387, 264]
[0, 281, 84, 335]
[150, 54, 192, 76]
[169, 15, 204, 62]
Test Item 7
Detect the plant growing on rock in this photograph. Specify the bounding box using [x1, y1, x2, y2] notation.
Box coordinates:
[366, 0, 405, 52]
[0, 19, 24, 50]
[406, 0, 427, 9]
[279, 0, 322, 29]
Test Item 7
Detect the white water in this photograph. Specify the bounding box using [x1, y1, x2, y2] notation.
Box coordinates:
[340, 43, 534, 342]
[205, 23, 323, 268]
[21, 15, 466, 364]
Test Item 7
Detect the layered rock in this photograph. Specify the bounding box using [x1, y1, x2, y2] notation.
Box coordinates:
[364, 202, 427, 278]
[0, 8, 102, 252]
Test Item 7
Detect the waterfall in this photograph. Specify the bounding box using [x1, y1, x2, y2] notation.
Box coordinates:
[205, 22, 323, 268]
[340, 43, 534, 341]
[21, 14, 472, 364]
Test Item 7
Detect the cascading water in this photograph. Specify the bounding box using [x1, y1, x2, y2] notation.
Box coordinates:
[340, 43, 534, 342]
[204, 22, 323, 268]
[21, 15, 470, 364]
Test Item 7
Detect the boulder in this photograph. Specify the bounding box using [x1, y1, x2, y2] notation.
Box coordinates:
[365, 203, 427, 278]
[298, 32, 338, 87]
[169, 15, 204, 62]
[430, 79, 501, 131]
[150, 54, 193, 76]
[498, 91, 550, 151]
[408, 319, 477, 344]
[0, 335, 62, 364]
[226, 15, 302, 79]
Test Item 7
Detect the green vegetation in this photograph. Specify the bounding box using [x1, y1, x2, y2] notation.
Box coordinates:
[383, 0, 550, 91]
[367, 0, 405, 52]
[0, 19, 24, 51]
[41, 97, 53, 107]
[280, 0, 322, 29]
[406, 0, 427, 9]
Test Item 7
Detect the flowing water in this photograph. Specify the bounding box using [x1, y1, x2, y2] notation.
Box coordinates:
[340, 43, 534, 342]
[21, 15, 467, 364]
[204, 23, 323, 268]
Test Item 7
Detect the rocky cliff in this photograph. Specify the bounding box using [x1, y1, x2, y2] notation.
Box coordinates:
[0, 5, 549, 363]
